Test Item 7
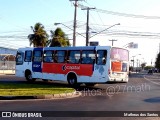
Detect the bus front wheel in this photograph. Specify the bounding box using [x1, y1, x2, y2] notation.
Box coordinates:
[25, 70, 36, 82]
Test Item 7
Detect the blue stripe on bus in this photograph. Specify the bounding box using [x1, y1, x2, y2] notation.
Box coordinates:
[32, 48, 43, 73]
[32, 62, 42, 72]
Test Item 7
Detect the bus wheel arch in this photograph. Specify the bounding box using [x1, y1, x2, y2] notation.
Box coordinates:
[67, 72, 78, 87]
[25, 69, 36, 82]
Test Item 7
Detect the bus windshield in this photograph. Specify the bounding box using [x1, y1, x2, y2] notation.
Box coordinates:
[111, 47, 129, 61]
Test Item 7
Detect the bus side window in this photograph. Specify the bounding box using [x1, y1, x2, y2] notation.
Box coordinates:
[16, 52, 24, 65]
[43, 50, 54, 63]
[33, 50, 42, 62]
[24, 51, 32, 62]
[81, 50, 95, 64]
[97, 50, 107, 65]
[55, 50, 66, 63]
[68, 50, 80, 64]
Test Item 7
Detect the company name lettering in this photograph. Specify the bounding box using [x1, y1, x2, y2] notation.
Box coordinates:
[33, 64, 40, 68]
[66, 66, 80, 70]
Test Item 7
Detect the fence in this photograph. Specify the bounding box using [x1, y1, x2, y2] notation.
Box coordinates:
[0, 54, 15, 74]
[0, 61, 15, 70]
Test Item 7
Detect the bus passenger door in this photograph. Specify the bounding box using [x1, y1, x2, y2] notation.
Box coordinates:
[16, 51, 24, 77]
[32, 48, 43, 79]
[93, 47, 109, 82]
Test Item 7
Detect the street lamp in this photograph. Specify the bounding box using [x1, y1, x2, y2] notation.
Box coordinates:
[86, 23, 120, 46]
[54, 23, 73, 31]
[132, 54, 141, 71]
[89, 23, 120, 39]
[123, 42, 134, 48]
[54, 22, 120, 46]
[54, 23, 85, 46]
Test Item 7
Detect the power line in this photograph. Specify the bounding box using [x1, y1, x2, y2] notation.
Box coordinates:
[96, 10, 105, 25]
[93, 9, 160, 19]
[1, 28, 160, 39]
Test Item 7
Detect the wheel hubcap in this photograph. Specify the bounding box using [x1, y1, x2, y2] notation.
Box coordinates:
[70, 79, 75, 84]
[28, 74, 32, 80]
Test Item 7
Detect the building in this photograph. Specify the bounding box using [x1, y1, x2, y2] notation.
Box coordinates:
[0, 47, 17, 55]
[0, 47, 17, 70]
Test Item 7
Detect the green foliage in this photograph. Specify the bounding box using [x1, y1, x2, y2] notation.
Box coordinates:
[144, 66, 153, 70]
[50, 27, 71, 47]
[28, 23, 70, 47]
[0, 83, 74, 96]
[28, 23, 49, 47]
[155, 52, 160, 69]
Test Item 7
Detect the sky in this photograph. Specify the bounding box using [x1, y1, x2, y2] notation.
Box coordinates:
[0, 0, 160, 66]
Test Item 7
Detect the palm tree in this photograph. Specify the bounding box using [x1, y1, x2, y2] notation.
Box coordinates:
[50, 27, 70, 47]
[28, 23, 49, 47]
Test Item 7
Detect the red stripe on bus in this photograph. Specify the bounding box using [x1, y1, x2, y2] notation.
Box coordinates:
[42, 63, 93, 76]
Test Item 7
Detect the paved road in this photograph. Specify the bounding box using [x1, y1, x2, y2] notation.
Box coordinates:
[0, 73, 160, 120]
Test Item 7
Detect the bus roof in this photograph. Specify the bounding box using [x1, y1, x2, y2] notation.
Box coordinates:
[43, 46, 97, 51]
[17, 46, 129, 51]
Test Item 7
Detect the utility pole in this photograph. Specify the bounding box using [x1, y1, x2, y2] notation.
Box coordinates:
[109, 39, 117, 46]
[132, 56, 135, 70]
[70, 0, 83, 46]
[159, 43, 160, 53]
[82, 7, 95, 46]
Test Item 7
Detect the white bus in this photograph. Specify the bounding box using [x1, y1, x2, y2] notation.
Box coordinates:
[15, 46, 129, 86]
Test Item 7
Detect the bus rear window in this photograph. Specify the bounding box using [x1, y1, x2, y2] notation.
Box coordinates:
[111, 48, 129, 61]
[16, 52, 24, 65]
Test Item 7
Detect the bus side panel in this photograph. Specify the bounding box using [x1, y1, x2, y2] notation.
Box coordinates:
[42, 63, 93, 76]
[90, 46, 111, 82]
[16, 49, 33, 78]
[16, 66, 25, 77]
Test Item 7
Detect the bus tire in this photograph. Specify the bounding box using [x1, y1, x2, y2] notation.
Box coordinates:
[85, 83, 96, 87]
[42, 79, 49, 82]
[25, 70, 36, 82]
[67, 73, 78, 87]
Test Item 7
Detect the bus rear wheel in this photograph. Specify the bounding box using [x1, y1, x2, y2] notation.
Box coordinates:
[25, 70, 36, 82]
[85, 83, 96, 87]
[67, 74, 78, 87]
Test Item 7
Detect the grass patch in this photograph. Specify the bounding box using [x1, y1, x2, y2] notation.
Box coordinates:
[0, 82, 74, 96]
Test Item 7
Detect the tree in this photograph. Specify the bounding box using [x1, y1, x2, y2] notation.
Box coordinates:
[145, 66, 153, 70]
[28, 23, 49, 47]
[141, 62, 147, 70]
[50, 27, 70, 47]
[155, 52, 160, 68]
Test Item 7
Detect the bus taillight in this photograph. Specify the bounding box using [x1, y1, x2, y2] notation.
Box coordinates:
[108, 69, 111, 75]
